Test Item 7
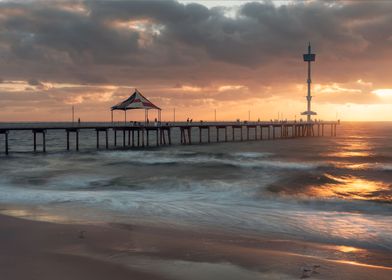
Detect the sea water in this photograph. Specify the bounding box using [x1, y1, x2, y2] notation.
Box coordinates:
[0, 122, 391, 253]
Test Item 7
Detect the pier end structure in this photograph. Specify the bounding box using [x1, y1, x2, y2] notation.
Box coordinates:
[301, 42, 317, 122]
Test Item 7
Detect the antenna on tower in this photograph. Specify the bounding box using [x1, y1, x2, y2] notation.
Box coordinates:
[301, 42, 317, 122]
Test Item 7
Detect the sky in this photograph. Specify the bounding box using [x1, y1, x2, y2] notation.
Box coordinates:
[1, 0, 392, 122]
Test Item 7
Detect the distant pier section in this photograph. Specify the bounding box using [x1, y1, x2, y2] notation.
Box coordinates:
[0, 121, 338, 154]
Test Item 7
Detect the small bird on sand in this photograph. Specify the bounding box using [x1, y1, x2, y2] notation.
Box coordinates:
[78, 230, 86, 239]
[301, 264, 320, 278]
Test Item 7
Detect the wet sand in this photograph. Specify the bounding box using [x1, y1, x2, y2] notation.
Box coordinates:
[1, 214, 392, 280]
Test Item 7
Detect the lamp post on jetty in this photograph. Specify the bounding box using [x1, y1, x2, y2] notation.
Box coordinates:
[301, 42, 317, 122]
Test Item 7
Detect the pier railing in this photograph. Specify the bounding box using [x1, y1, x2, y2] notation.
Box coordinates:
[0, 121, 339, 154]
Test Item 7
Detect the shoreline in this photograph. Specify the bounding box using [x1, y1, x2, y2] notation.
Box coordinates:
[1, 214, 392, 280]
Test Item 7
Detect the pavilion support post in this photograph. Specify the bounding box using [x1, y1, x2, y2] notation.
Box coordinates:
[128, 130, 131, 146]
[137, 130, 140, 147]
[142, 129, 145, 147]
[208, 127, 210, 143]
[156, 129, 159, 146]
[114, 130, 117, 147]
[168, 128, 172, 145]
[132, 130, 135, 147]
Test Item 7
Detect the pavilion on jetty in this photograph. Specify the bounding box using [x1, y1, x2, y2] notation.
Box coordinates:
[0, 44, 340, 154]
[111, 89, 162, 124]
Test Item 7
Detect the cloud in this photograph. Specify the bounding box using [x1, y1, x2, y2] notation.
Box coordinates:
[1, 0, 392, 120]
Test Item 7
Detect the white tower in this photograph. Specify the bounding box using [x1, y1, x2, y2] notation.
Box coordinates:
[301, 42, 317, 122]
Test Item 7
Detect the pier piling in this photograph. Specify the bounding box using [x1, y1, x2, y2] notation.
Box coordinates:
[32, 129, 46, 152]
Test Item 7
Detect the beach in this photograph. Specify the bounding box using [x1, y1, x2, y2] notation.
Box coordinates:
[1, 213, 392, 280]
[1, 122, 392, 279]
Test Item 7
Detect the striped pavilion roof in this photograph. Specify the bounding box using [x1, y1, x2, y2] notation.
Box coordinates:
[111, 89, 161, 111]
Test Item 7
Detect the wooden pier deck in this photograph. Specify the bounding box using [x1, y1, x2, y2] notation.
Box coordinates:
[0, 121, 339, 154]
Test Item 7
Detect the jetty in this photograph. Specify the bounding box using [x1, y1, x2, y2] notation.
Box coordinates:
[0, 120, 338, 154]
[0, 43, 340, 154]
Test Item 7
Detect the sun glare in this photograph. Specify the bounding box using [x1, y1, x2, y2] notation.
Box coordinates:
[372, 89, 392, 97]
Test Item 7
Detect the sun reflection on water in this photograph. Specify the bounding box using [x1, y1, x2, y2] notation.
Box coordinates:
[308, 174, 392, 201]
[335, 245, 364, 253]
[326, 139, 374, 158]
[329, 161, 372, 170]
[0, 209, 73, 223]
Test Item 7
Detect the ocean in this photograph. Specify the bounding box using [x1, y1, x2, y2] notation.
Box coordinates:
[0, 122, 391, 255]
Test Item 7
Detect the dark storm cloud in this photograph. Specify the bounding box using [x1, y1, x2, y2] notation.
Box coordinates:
[0, 1, 390, 71]
[1, 0, 392, 105]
